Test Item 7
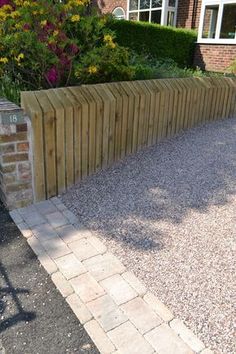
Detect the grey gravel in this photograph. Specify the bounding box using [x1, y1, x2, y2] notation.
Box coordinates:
[62, 118, 236, 354]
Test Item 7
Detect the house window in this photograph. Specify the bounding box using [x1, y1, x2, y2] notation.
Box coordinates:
[198, 0, 236, 44]
[112, 7, 126, 20]
[128, 0, 177, 26]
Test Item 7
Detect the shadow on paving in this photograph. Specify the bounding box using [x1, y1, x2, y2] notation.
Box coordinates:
[0, 202, 99, 354]
[61, 118, 236, 251]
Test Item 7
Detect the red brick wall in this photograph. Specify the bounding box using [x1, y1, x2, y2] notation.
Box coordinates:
[194, 44, 236, 72]
[176, 0, 202, 29]
[92, 0, 127, 15]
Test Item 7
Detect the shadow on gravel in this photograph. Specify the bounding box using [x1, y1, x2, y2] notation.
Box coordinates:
[62, 118, 236, 251]
[0, 262, 36, 333]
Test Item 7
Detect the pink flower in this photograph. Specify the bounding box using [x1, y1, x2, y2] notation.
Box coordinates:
[68, 43, 79, 56]
[59, 54, 71, 68]
[46, 66, 58, 85]
[0, 0, 12, 7]
[23, 23, 31, 31]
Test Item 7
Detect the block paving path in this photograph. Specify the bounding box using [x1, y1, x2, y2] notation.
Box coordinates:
[10, 198, 214, 354]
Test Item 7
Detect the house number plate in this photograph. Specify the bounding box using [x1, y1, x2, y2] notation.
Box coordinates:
[0, 111, 25, 125]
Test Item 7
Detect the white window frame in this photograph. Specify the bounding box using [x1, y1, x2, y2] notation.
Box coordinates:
[112, 7, 126, 20]
[198, 0, 236, 44]
[127, 0, 178, 26]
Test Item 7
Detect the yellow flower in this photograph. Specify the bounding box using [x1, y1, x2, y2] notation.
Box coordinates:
[40, 20, 47, 27]
[88, 66, 98, 74]
[104, 34, 113, 43]
[0, 57, 8, 64]
[53, 30, 59, 37]
[71, 14, 80, 22]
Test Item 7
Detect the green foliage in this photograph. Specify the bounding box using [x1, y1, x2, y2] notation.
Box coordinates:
[229, 58, 236, 75]
[75, 45, 135, 84]
[107, 19, 197, 67]
[0, 74, 22, 105]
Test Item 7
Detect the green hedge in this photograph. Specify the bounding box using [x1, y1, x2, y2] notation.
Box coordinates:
[108, 20, 197, 67]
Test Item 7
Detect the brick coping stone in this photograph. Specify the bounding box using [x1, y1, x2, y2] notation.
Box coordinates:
[10, 199, 215, 354]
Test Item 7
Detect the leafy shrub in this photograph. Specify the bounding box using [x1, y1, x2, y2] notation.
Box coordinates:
[0, 1, 133, 91]
[107, 19, 197, 67]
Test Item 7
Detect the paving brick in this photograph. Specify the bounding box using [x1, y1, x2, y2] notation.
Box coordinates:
[57, 224, 85, 244]
[66, 293, 93, 324]
[51, 271, 74, 297]
[88, 236, 107, 254]
[45, 211, 69, 228]
[144, 292, 174, 322]
[23, 211, 46, 227]
[122, 271, 146, 297]
[18, 204, 37, 216]
[100, 274, 137, 305]
[200, 349, 214, 354]
[144, 323, 194, 354]
[41, 236, 71, 259]
[17, 222, 32, 238]
[170, 319, 205, 352]
[55, 202, 67, 211]
[121, 297, 162, 335]
[83, 253, 126, 281]
[62, 209, 78, 224]
[69, 238, 102, 261]
[38, 253, 58, 274]
[70, 273, 105, 303]
[84, 319, 115, 354]
[87, 294, 128, 332]
[32, 223, 58, 242]
[34, 200, 58, 215]
[55, 253, 86, 280]
[108, 321, 154, 354]
[50, 196, 61, 205]
[27, 236, 45, 256]
[9, 209, 23, 224]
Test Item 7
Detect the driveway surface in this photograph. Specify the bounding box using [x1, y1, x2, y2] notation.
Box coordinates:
[0, 202, 99, 354]
[62, 117, 236, 354]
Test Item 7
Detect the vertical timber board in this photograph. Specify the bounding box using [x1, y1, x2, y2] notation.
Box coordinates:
[46, 89, 66, 194]
[142, 80, 157, 146]
[80, 87, 97, 175]
[21, 92, 46, 201]
[121, 81, 135, 155]
[126, 81, 141, 153]
[94, 85, 110, 169]
[115, 83, 129, 159]
[103, 85, 116, 165]
[149, 80, 161, 145]
[106, 83, 123, 161]
[86, 85, 104, 172]
[69, 87, 89, 179]
[54, 88, 74, 188]
[35, 90, 57, 199]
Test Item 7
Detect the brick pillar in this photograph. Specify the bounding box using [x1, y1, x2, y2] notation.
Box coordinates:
[0, 99, 34, 210]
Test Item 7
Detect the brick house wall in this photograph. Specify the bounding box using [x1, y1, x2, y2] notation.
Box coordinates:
[176, 0, 202, 29]
[92, 0, 127, 15]
[194, 44, 236, 71]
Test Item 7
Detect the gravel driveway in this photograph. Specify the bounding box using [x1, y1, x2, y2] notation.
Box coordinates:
[62, 117, 236, 354]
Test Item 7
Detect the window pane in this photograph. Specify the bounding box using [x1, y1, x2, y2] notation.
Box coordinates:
[202, 5, 219, 38]
[139, 11, 150, 21]
[152, 0, 162, 8]
[129, 12, 138, 20]
[167, 11, 175, 26]
[220, 4, 236, 39]
[168, 0, 176, 7]
[151, 10, 161, 23]
[140, 0, 150, 10]
[130, 0, 138, 11]
[113, 8, 125, 20]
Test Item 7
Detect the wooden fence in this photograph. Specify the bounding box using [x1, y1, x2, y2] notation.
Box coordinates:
[21, 77, 236, 202]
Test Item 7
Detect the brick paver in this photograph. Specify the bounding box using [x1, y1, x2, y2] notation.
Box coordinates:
[70, 273, 105, 303]
[11, 199, 213, 354]
[87, 295, 128, 332]
[121, 297, 162, 335]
